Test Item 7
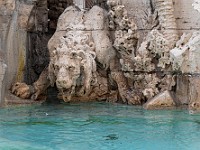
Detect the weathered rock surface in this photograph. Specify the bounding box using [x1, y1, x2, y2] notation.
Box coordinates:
[0, 51, 7, 101]
[1, 0, 200, 111]
[0, 0, 48, 104]
[143, 91, 176, 110]
[193, 0, 200, 13]
[175, 75, 190, 105]
[188, 76, 200, 109]
[171, 32, 200, 74]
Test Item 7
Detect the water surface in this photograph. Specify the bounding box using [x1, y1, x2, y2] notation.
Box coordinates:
[0, 102, 200, 150]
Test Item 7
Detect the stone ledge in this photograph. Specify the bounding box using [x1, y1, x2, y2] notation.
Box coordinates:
[2, 92, 45, 107]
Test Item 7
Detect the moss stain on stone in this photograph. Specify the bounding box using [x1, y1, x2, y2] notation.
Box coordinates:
[16, 32, 26, 82]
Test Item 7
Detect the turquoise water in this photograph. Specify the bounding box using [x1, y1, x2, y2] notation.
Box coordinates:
[0, 102, 200, 150]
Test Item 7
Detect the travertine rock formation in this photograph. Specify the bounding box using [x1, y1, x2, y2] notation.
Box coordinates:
[106, 1, 176, 105]
[130, 30, 176, 102]
[108, 1, 138, 54]
[169, 1, 200, 111]
[170, 31, 200, 111]
[4, 0, 200, 111]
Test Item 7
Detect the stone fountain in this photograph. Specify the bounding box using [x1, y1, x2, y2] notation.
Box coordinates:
[1, 0, 200, 112]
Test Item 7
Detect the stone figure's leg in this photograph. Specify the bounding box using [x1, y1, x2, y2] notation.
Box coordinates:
[31, 67, 50, 100]
[11, 67, 50, 100]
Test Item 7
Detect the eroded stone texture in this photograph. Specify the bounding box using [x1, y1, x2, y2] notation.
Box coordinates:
[7, 1, 176, 108]
[169, 5, 200, 111]
[134, 29, 171, 71]
[171, 32, 200, 74]
[108, 1, 138, 54]
[49, 5, 141, 104]
[120, 29, 176, 101]
[0, 51, 7, 102]
[6, 0, 200, 111]
[108, 0, 177, 105]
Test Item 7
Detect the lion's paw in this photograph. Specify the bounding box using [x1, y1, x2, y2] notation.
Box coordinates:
[11, 82, 32, 99]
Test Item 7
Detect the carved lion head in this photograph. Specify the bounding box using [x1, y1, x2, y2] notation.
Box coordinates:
[49, 49, 96, 102]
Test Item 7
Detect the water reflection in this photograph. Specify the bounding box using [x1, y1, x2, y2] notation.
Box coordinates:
[0, 102, 200, 150]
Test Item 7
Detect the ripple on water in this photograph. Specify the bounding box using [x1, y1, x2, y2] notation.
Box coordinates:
[0, 102, 200, 150]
